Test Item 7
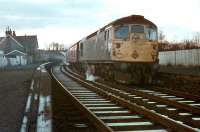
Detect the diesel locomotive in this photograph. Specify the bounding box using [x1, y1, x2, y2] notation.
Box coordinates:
[66, 15, 159, 84]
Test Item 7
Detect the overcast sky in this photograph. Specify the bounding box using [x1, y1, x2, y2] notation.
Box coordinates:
[0, 0, 200, 49]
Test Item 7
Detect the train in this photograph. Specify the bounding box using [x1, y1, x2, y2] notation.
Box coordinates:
[66, 15, 159, 84]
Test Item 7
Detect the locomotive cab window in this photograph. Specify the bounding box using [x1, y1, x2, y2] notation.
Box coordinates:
[114, 26, 129, 40]
[145, 27, 157, 41]
[131, 25, 144, 33]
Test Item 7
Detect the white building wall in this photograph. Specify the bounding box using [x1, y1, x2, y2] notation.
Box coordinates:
[0, 52, 27, 67]
[0, 52, 4, 67]
[8, 56, 27, 66]
[21, 56, 27, 65]
[0, 50, 7, 67]
[159, 49, 200, 66]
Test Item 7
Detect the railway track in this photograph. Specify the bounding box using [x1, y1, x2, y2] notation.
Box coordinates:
[154, 71, 200, 96]
[51, 75, 97, 132]
[63, 65, 200, 130]
[51, 65, 199, 131]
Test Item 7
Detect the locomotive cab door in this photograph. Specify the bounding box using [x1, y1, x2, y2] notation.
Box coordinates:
[77, 43, 79, 62]
[78, 42, 84, 62]
[104, 27, 112, 59]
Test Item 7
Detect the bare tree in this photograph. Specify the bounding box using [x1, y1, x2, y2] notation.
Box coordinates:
[158, 30, 165, 43]
[46, 42, 65, 51]
[193, 32, 200, 46]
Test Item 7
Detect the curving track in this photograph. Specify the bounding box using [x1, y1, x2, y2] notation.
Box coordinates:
[63, 65, 200, 130]
[51, 65, 199, 132]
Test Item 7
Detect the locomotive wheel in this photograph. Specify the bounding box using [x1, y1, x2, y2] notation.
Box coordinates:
[143, 74, 152, 84]
[129, 65, 141, 84]
[143, 66, 153, 84]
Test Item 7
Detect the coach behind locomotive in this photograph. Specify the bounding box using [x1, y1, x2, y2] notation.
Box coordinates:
[67, 15, 158, 84]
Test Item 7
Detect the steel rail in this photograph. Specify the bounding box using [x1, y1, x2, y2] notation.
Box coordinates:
[151, 86, 200, 101]
[51, 68, 113, 132]
[64, 66, 200, 128]
[128, 89, 200, 114]
[61, 66, 197, 132]
[64, 66, 200, 115]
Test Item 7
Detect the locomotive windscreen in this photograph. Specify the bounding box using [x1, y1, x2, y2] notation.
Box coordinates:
[145, 27, 157, 41]
[131, 25, 144, 33]
[115, 26, 129, 39]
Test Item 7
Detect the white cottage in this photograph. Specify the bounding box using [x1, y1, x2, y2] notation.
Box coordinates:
[0, 28, 38, 67]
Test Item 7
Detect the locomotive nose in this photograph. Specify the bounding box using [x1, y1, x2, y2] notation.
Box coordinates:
[131, 50, 139, 59]
[151, 51, 157, 61]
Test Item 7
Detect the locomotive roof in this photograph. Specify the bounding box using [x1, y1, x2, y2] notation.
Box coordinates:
[110, 15, 157, 28]
[69, 15, 157, 48]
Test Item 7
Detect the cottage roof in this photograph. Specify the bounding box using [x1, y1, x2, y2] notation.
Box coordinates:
[0, 35, 25, 54]
[14, 35, 38, 49]
[0, 34, 38, 55]
[5, 50, 26, 56]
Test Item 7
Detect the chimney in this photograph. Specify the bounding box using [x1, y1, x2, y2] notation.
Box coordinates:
[13, 31, 16, 36]
[5, 27, 9, 36]
[5, 26, 12, 37]
[9, 29, 12, 35]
